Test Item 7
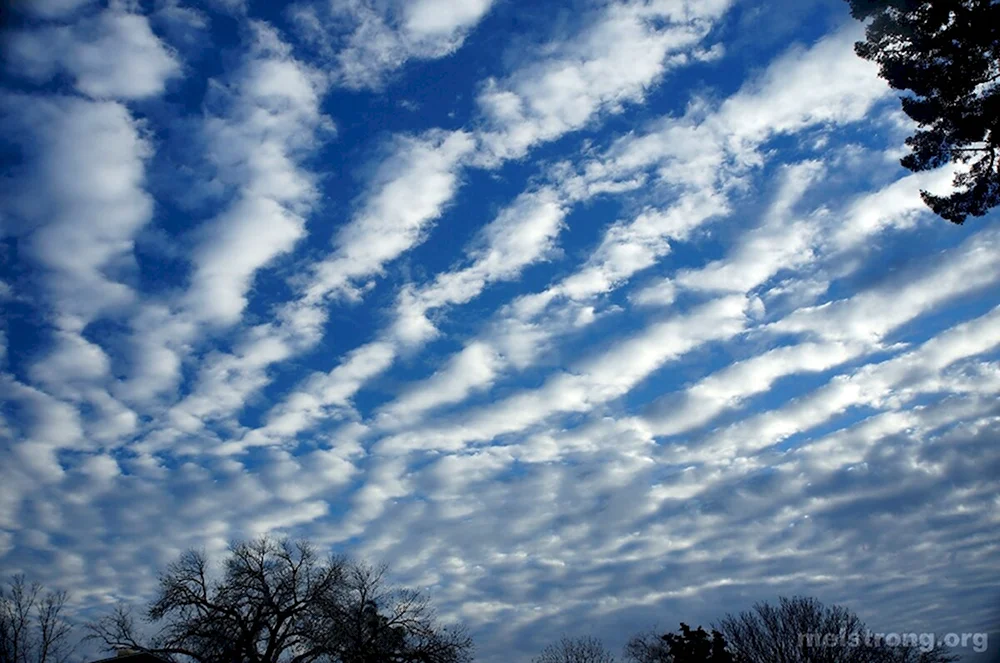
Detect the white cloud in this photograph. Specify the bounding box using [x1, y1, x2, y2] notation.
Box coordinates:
[687, 302, 1000, 464]
[138, 126, 473, 441]
[0, 95, 153, 330]
[23, 330, 139, 447]
[629, 160, 823, 306]
[292, 0, 495, 89]
[379, 189, 729, 433]
[122, 21, 330, 402]
[569, 24, 888, 199]
[0, 90, 155, 519]
[387, 27, 891, 427]
[188, 199, 302, 325]
[475, 0, 734, 163]
[377, 295, 750, 454]
[157, 128, 474, 444]
[228, 187, 566, 450]
[830, 168, 957, 251]
[646, 340, 865, 437]
[679, 162, 824, 292]
[345, 458, 411, 534]
[398, 193, 723, 424]
[628, 160, 992, 439]
[226, 341, 395, 453]
[403, 0, 493, 39]
[139, 297, 325, 432]
[771, 229, 1000, 343]
[5, 8, 181, 100]
[377, 341, 502, 429]
[168, 0, 826, 445]
[118, 303, 197, 404]
[28, 331, 110, 396]
[186, 22, 328, 325]
[0, 377, 82, 484]
[308, 129, 476, 300]
[391, 188, 566, 346]
[714, 24, 885, 161]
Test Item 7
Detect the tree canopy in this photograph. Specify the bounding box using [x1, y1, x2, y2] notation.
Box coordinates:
[87, 537, 473, 663]
[847, 0, 1000, 223]
[624, 623, 735, 663]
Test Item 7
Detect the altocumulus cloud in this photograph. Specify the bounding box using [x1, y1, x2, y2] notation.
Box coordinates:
[0, 0, 997, 661]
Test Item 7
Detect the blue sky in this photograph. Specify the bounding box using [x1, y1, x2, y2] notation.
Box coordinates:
[0, 0, 998, 660]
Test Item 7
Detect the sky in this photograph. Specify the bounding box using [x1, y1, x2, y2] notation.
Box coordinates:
[0, 0, 998, 661]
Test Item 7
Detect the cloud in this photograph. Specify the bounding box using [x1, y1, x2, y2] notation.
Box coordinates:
[121, 21, 330, 402]
[390, 187, 566, 346]
[5, 8, 181, 99]
[377, 295, 751, 454]
[570, 24, 887, 196]
[0, 94, 153, 330]
[2, 4, 999, 662]
[165, 0, 779, 444]
[770, 229, 1000, 344]
[475, 0, 735, 162]
[714, 24, 884, 161]
[676, 161, 824, 292]
[645, 340, 865, 437]
[154, 127, 475, 444]
[228, 187, 566, 451]
[383, 26, 893, 431]
[308, 129, 476, 300]
[830, 168, 958, 250]
[376, 341, 502, 430]
[686, 301, 1000, 464]
[292, 0, 495, 89]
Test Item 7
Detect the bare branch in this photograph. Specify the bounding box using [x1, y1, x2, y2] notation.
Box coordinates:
[86, 536, 471, 663]
[2, 576, 76, 663]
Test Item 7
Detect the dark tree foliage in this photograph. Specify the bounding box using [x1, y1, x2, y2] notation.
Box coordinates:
[0, 575, 75, 663]
[661, 624, 735, 663]
[624, 624, 735, 663]
[847, 0, 1000, 223]
[716, 596, 957, 663]
[531, 635, 616, 663]
[88, 537, 472, 663]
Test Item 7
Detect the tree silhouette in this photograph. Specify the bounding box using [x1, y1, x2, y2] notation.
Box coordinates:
[88, 536, 472, 663]
[623, 629, 671, 663]
[0, 575, 75, 663]
[624, 623, 735, 663]
[329, 561, 472, 663]
[715, 596, 956, 663]
[532, 636, 616, 663]
[847, 0, 1000, 223]
[662, 624, 735, 663]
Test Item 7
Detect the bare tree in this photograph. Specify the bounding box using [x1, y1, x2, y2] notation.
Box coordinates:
[325, 561, 472, 663]
[0, 575, 75, 663]
[716, 596, 957, 663]
[623, 629, 672, 663]
[532, 636, 616, 663]
[88, 536, 472, 663]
